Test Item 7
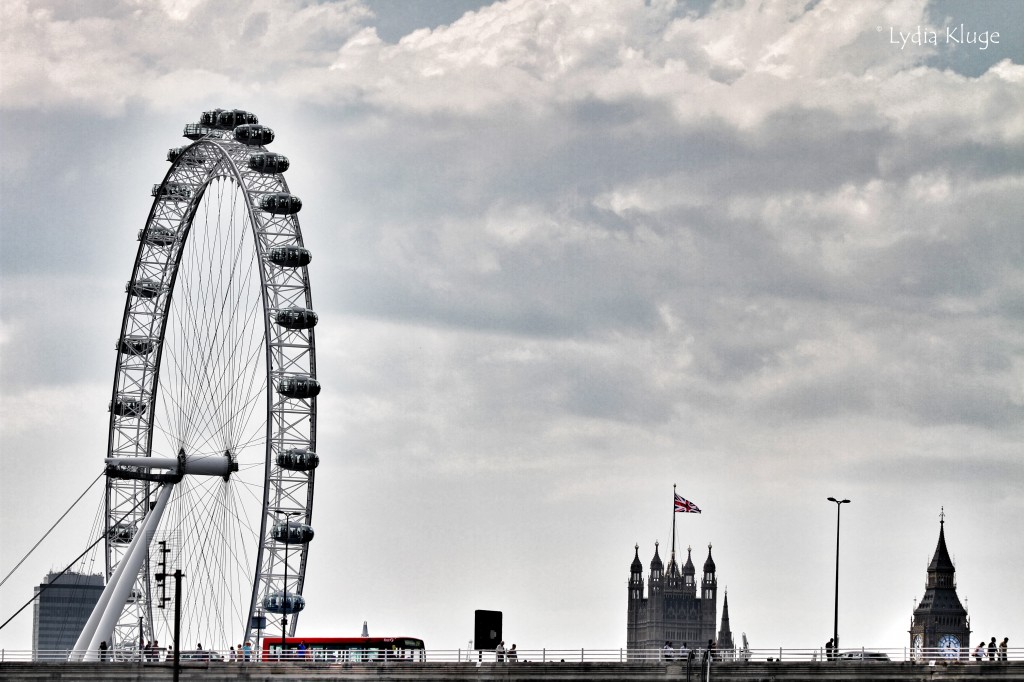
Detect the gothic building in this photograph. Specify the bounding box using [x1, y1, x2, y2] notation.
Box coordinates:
[909, 513, 971, 659]
[627, 542, 731, 652]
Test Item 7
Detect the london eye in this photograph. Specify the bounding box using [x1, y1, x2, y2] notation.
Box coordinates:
[77, 109, 319, 655]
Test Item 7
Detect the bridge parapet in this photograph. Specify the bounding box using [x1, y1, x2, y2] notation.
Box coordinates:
[2, 660, 1024, 681]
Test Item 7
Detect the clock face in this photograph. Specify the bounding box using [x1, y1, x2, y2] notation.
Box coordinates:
[938, 634, 960, 656]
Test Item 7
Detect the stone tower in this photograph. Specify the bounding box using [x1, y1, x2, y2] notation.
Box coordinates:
[700, 545, 718, 645]
[627, 545, 645, 648]
[626, 542, 721, 653]
[909, 511, 970, 660]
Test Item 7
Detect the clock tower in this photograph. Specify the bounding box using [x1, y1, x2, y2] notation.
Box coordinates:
[909, 510, 970, 660]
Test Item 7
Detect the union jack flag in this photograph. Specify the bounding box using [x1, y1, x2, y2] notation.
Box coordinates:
[674, 492, 701, 514]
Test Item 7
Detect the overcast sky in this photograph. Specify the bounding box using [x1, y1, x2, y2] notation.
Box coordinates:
[2, 0, 1022, 655]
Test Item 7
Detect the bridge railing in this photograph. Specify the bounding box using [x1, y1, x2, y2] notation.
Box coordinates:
[2, 646, 1019, 664]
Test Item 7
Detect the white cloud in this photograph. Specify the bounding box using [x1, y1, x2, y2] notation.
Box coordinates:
[0, 0, 369, 114]
[2, 0, 1023, 657]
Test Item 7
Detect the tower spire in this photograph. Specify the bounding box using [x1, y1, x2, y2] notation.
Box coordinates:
[910, 511, 969, 655]
[718, 589, 734, 651]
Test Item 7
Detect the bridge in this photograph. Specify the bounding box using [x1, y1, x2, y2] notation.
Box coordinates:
[2, 659, 1022, 681]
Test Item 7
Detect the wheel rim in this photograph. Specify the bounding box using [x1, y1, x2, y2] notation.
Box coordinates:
[105, 110, 317, 651]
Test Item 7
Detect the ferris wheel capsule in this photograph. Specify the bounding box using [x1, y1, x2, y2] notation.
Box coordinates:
[262, 592, 305, 615]
[277, 448, 319, 471]
[216, 109, 258, 129]
[268, 246, 311, 268]
[272, 521, 315, 544]
[182, 123, 212, 140]
[167, 146, 206, 167]
[127, 279, 162, 298]
[152, 182, 192, 201]
[107, 523, 137, 544]
[277, 376, 321, 399]
[110, 396, 146, 417]
[118, 337, 157, 355]
[275, 307, 318, 330]
[260, 193, 301, 215]
[249, 152, 290, 174]
[138, 226, 178, 246]
[234, 124, 275, 146]
[200, 109, 226, 127]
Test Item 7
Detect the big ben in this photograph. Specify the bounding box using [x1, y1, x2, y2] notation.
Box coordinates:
[909, 511, 971, 660]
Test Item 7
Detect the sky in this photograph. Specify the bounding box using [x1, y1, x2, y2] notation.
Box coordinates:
[1, 0, 1022, 655]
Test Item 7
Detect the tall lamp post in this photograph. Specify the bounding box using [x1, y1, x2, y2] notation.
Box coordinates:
[273, 509, 301, 660]
[827, 497, 850, 654]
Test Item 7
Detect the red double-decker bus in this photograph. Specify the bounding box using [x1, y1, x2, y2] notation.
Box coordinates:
[261, 636, 426, 662]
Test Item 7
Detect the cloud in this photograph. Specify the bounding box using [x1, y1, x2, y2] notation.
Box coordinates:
[2, 0, 1023, 654]
[0, 0, 369, 114]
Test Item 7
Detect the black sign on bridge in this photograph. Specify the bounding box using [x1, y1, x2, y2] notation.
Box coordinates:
[474, 610, 502, 650]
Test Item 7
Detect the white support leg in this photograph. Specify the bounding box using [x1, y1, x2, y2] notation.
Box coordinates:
[70, 483, 174, 660]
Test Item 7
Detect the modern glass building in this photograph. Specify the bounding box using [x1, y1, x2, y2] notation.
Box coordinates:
[32, 571, 104, 659]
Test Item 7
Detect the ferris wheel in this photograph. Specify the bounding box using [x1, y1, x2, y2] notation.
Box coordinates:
[76, 109, 319, 655]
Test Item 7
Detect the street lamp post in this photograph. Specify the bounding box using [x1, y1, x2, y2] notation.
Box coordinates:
[827, 497, 850, 656]
[274, 509, 300, 660]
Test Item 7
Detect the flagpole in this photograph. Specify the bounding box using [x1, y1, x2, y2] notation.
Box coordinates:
[671, 484, 677, 565]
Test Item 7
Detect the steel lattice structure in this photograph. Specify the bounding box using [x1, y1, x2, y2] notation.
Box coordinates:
[102, 109, 318, 652]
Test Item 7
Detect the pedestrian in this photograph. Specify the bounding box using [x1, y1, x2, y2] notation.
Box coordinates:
[229, 645, 236, 661]
[153, 640, 160, 662]
[679, 642, 690, 662]
[298, 640, 308, 660]
[825, 638, 834, 661]
[988, 637, 997, 661]
[242, 640, 252, 662]
[664, 641, 674, 661]
[999, 637, 1008, 662]
[495, 640, 506, 663]
[508, 644, 518, 662]
[974, 641, 985, 661]
[99, 640, 108, 662]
